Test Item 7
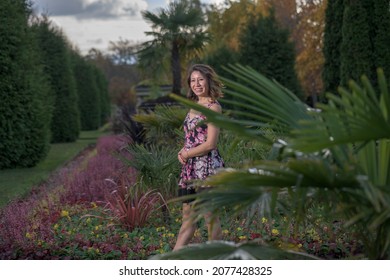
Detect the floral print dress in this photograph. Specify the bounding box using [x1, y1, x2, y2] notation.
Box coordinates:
[178, 102, 225, 198]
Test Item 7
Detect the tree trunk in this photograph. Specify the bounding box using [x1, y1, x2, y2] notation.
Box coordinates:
[171, 40, 181, 95]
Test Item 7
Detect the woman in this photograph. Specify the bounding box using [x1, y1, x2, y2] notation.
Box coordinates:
[173, 64, 225, 251]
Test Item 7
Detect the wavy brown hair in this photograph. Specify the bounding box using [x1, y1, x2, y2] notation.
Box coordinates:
[186, 64, 224, 101]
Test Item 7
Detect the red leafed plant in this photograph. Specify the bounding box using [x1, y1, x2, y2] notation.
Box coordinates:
[105, 179, 168, 231]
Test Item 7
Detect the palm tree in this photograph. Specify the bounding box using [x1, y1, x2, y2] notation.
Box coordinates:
[153, 65, 390, 259]
[140, 0, 208, 95]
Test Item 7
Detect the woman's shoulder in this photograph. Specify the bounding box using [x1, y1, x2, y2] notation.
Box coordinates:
[207, 100, 222, 113]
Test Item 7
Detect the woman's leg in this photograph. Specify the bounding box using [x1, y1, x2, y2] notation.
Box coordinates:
[204, 212, 222, 241]
[173, 203, 197, 251]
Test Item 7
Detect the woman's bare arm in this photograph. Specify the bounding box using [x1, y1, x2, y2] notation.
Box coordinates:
[181, 103, 221, 160]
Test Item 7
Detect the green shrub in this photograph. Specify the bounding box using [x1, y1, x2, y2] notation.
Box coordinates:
[32, 18, 80, 143]
[73, 53, 101, 130]
[0, 0, 52, 168]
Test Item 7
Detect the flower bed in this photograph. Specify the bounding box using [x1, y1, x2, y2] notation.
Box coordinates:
[0, 134, 363, 260]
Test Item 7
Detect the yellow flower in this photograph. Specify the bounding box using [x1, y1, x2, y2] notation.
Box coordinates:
[53, 224, 59, 230]
[238, 236, 247, 240]
[140, 236, 145, 241]
[236, 227, 242, 231]
[194, 229, 201, 237]
[86, 218, 91, 224]
[25, 232, 32, 239]
[262, 217, 268, 224]
[272, 229, 279, 235]
[297, 243, 302, 248]
[222, 229, 229, 235]
[122, 233, 128, 239]
[95, 226, 99, 231]
[91, 202, 97, 208]
[60, 210, 69, 217]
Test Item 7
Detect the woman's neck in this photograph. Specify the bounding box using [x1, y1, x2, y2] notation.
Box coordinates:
[197, 97, 212, 104]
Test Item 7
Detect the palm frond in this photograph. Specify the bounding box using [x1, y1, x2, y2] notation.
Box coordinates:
[170, 64, 311, 142]
[132, 105, 186, 145]
[151, 240, 317, 260]
[186, 157, 357, 218]
[292, 69, 390, 152]
[167, 64, 390, 259]
[169, 94, 274, 143]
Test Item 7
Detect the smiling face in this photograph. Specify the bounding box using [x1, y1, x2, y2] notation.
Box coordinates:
[190, 70, 209, 99]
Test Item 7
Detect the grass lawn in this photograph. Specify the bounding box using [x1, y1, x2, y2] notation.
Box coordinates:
[0, 130, 108, 208]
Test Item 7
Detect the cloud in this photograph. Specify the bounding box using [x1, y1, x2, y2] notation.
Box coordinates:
[30, 0, 226, 54]
[32, 0, 148, 20]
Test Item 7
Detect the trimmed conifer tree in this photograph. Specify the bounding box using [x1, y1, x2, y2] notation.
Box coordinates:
[371, 0, 390, 79]
[323, 0, 390, 93]
[73, 53, 101, 130]
[322, 0, 344, 94]
[0, 0, 52, 169]
[93, 67, 111, 126]
[239, 11, 302, 98]
[33, 18, 80, 142]
[340, 0, 374, 86]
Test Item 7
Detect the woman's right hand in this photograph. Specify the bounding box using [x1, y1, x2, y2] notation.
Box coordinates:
[178, 149, 187, 164]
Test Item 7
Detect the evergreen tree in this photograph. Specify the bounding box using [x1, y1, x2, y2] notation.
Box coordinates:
[340, 0, 374, 86]
[93, 67, 111, 126]
[323, 0, 390, 93]
[322, 0, 344, 94]
[72, 53, 101, 130]
[239, 11, 302, 98]
[33, 18, 80, 142]
[371, 0, 390, 79]
[204, 44, 239, 80]
[204, 44, 240, 111]
[0, 0, 52, 169]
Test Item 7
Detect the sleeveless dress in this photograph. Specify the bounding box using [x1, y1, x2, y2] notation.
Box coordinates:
[178, 101, 225, 201]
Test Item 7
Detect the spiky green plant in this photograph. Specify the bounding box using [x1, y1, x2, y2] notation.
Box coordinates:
[123, 143, 180, 199]
[132, 105, 187, 146]
[157, 65, 390, 259]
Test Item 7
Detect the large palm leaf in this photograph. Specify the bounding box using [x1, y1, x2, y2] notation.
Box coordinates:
[165, 65, 390, 259]
[152, 241, 317, 260]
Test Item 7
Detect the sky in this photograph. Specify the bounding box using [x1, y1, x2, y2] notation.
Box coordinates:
[31, 0, 225, 55]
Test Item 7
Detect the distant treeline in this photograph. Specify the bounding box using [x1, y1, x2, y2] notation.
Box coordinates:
[0, 0, 110, 169]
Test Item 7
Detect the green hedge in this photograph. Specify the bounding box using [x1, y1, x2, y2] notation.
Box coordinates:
[73, 53, 101, 130]
[0, 0, 52, 169]
[33, 19, 80, 143]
